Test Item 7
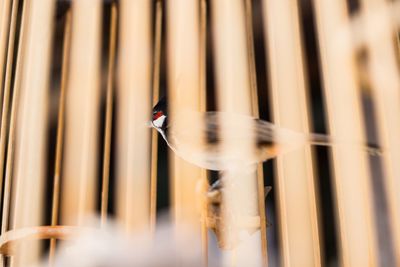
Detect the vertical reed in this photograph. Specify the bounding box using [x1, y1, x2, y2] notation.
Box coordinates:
[199, 0, 209, 265]
[244, 0, 268, 265]
[61, 0, 102, 225]
[11, 0, 55, 265]
[360, 1, 400, 265]
[0, 0, 12, 115]
[167, 0, 204, 265]
[116, 0, 152, 232]
[166, 0, 202, 225]
[0, 0, 27, 265]
[101, 1, 117, 226]
[49, 9, 71, 264]
[262, 1, 321, 266]
[149, 0, 163, 234]
[0, 0, 19, 223]
[313, 1, 378, 266]
[212, 0, 262, 266]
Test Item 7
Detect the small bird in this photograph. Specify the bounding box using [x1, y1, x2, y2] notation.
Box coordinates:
[152, 97, 381, 249]
[151, 97, 381, 171]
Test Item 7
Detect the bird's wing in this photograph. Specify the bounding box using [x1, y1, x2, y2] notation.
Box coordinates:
[171, 111, 307, 152]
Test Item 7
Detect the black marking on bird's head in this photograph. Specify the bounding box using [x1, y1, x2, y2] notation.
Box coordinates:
[152, 96, 168, 131]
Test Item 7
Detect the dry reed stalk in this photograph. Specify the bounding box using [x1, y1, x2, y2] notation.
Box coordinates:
[313, 1, 378, 266]
[199, 0, 209, 265]
[10, 0, 55, 265]
[0, 0, 11, 115]
[100, 2, 117, 226]
[48, 10, 71, 265]
[0, 0, 25, 241]
[150, 0, 163, 234]
[211, 0, 262, 266]
[262, 1, 321, 266]
[360, 1, 400, 265]
[0, 0, 27, 265]
[116, 0, 152, 232]
[0, 225, 84, 256]
[167, 0, 203, 260]
[61, 0, 102, 226]
[244, 1, 268, 266]
[0, 0, 19, 225]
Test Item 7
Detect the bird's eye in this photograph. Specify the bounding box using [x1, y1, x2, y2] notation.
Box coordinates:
[153, 111, 163, 121]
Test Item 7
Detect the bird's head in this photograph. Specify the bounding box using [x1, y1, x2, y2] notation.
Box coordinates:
[151, 96, 168, 132]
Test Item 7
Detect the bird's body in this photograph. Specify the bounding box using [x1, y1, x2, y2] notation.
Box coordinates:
[151, 97, 381, 171]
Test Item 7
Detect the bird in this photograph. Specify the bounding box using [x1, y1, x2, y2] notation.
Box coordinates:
[151, 96, 381, 172]
[151, 97, 381, 249]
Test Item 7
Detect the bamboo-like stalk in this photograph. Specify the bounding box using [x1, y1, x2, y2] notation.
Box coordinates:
[48, 10, 71, 265]
[312, 1, 378, 266]
[0, 225, 105, 257]
[116, 0, 152, 232]
[360, 1, 400, 265]
[149, 0, 162, 234]
[0, 0, 19, 220]
[0, 226, 81, 256]
[10, 0, 55, 265]
[1, 0, 27, 239]
[199, 0, 208, 265]
[61, 0, 102, 226]
[244, 1, 268, 266]
[211, 0, 262, 266]
[0, 0, 12, 115]
[101, 2, 117, 226]
[0, 0, 27, 266]
[262, 1, 321, 266]
[167, 0, 203, 260]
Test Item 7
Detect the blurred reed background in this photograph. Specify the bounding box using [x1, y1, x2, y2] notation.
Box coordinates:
[0, 0, 399, 266]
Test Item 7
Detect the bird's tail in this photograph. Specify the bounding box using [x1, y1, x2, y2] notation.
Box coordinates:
[306, 132, 383, 156]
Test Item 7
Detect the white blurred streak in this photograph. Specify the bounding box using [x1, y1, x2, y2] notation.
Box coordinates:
[167, 0, 203, 258]
[33, 218, 204, 267]
[116, 0, 152, 232]
[212, 0, 262, 266]
[262, 0, 321, 266]
[62, 0, 102, 225]
[360, 0, 400, 265]
[313, 1, 378, 266]
[10, 0, 54, 265]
